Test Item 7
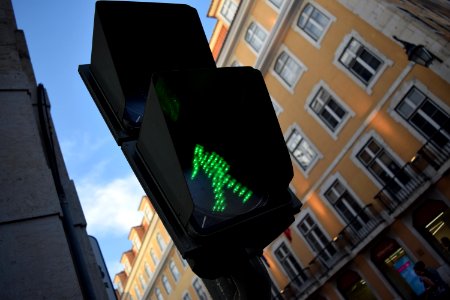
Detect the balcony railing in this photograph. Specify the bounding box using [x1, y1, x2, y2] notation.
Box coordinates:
[274, 268, 316, 300]
[308, 239, 348, 280]
[338, 204, 384, 249]
[375, 127, 450, 214]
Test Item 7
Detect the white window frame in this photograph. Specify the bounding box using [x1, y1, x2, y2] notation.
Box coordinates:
[139, 274, 147, 290]
[271, 238, 307, 282]
[134, 285, 142, 300]
[334, 31, 392, 94]
[271, 96, 283, 116]
[182, 292, 192, 300]
[271, 46, 307, 93]
[285, 124, 322, 177]
[150, 248, 159, 266]
[294, 208, 338, 266]
[389, 80, 450, 144]
[156, 233, 167, 252]
[144, 262, 152, 279]
[294, 1, 335, 48]
[320, 173, 370, 230]
[162, 275, 172, 294]
[244, 20, 268, 54]
[351, 131, 407, 190]
[169, 260, 181, 282]
[266, 0, 284, 11]
[192, 277, 209, 300]
[155, 287, 164, 300]
[305, 80, 354, 139]
[132, 235, 141, 250]
[219, 0, 238, 24]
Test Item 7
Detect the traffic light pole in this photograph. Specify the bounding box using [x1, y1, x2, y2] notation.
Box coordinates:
[202, 255, 272, 300]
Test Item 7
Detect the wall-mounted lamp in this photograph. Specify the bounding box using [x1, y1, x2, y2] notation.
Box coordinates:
[393, 36, 443, 67]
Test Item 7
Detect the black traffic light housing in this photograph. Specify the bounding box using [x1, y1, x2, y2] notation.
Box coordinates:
[79, 1, 301, 279]
[88, 1, 215, 142]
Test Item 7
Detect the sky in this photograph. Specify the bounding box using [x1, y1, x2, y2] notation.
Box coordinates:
[11, 0, 216, 279]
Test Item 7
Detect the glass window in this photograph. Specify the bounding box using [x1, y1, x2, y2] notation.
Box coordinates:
[298, 214, 337, 263]
[139, 274, 146, 290]
[150, 248, 159, 265]
[162, 275, 172, 294]
[395, 86, 449, 148]
[169, 260, 181, 282]
[357, 138, 410, 192]
[324, 179, 369, 231]
[116, 281, 123, 294]
[286, 128, 318, 171]
[155, 288, 164, 300]
[144, 262, 152, 279]
[220, 0, 237, 23]
[193, 278, 209, 300]
[133, 236, 141, 250]
[274, 242, 307, 283]
[269, 0, 284, 9]
[274, 51, 302, 88]
[156, 233, 167, 252]
[245, 22, 267, 53]
[134, 285, 141, 300]
[339, 38, 383, 85]
[297, 3, 330, 41]
[183, 293, 192, 300]
[310, 87, 347, 131]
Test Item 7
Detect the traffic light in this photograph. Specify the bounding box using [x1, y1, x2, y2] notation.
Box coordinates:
[79, 1, 301, 278]
[86, 1, 215, 142]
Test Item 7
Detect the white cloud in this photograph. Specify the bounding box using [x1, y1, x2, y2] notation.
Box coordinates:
[77, 173, 145, 236]
[60, 131, 110, 163]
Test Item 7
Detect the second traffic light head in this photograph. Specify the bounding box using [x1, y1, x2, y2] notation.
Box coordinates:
[89, 1, 215, 142]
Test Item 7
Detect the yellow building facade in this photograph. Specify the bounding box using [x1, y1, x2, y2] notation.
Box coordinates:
[114, 196, 211, 300]
[209, 0, 450, 299]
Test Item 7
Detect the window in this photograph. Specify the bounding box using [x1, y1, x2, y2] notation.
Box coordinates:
[134, 285, 141, 300]
[116, 281, 123, 294]
[286, 128, 318, 172]
[139, 274, 147, 290]
[357, 137, 410, 192]
[178, 251, 188, 268]
[144, 262, 152, 278]
[298, 214, 337, 264]
[268, 0, 284, 9]
[274, 242, 308, 284]
[339, 38, 383, 85]
[395, 86, 449, 148]
[169, 260, 181, 282]
[132, 235, 141, 250]
[150, 248, 159, 265]
[324, 179, 370, 231]
[220, 0, 237, 23]
[193, 278, 209, 300]
[274, 51, 303, 88]
[162, 275, 172, 294]
[124, 261, 131, 274]
[271, 98, 283, 116]
[310, 87, 348, 132]
[183, 293, 193, 300]
[156, 233, 166, 252]
[155, 288, 164, 300]
[245, 22, 267, 53]
[144, 206, 153, 220]
[297, 3, 330, 42]
[230, 60, 241, 67]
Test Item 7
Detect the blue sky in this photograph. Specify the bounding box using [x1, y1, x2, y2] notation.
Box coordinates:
[11, 0, 216, 278]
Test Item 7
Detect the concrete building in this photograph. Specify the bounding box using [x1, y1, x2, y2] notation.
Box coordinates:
[0, 0, 109, 298]
[114, 196, 211, 300]
[208, 0, 450, 299]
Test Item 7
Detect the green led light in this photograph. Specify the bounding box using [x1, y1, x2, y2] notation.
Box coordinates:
[191, 144, 253, 212]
